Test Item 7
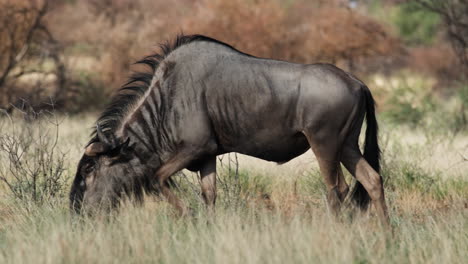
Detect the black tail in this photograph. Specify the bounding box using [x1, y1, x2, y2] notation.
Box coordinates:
[351, 86, 381, 210]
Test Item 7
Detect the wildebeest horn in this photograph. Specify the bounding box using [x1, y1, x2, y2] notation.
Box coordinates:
[96, 123, 118, 149]
[96, 123, 108, 144]
[85, 142, 109, 156]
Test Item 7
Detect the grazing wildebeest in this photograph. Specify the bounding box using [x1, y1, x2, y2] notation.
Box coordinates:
[70, 34, 389, 224]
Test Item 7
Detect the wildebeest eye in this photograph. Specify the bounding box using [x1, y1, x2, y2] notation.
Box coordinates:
[83, 164, 94, 174]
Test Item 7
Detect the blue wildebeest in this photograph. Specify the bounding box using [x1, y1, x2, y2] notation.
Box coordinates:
[70, 35, 389, 224]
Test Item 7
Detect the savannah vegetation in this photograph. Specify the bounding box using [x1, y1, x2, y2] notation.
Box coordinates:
[0, 0, 467, 263]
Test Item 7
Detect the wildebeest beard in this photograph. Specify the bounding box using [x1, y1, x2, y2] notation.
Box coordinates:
[70, 129, 162, 214]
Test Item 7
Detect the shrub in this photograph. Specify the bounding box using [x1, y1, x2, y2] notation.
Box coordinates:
[412, 0, 468, 71]
[375, 73, 467, 134]
[0, 110, 69, 206]
[184, 0, 399, 67]
[299, 168, 326, 200]
[67, 72, 109, 114]
[382, 151, 466, 201]
[215, 154, 272, 209]
[380, 75, 436, 127]
[0, 0, 402, 113]
[450, 84, 468, 134]
[392, 1, 440, 45]
[407, 45, 462, 87]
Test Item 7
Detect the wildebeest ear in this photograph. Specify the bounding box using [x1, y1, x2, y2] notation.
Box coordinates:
[85, 142, 109, 156]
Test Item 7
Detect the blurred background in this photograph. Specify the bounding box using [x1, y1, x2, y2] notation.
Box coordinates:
[0, 0, 466, 132]
[0, 3, 467, 260]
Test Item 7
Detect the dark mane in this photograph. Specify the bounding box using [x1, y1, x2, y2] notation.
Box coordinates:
[88, 34, 249, 144]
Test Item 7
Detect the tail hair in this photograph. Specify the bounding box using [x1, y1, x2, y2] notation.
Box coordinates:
[351, 86, 381, 210]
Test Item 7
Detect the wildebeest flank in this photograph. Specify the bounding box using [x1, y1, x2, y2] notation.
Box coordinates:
[69, 34, 389, 225]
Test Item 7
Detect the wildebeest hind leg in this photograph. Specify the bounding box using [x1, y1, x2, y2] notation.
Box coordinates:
[336, 166, 349, 201]
[303, 132, 348, 216]
[341, 145, 389, 226]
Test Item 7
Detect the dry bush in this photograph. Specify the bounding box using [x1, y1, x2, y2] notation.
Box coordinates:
[298, 2, 400, 71]
[2, 0, 401, 113]
[301, 2, 396, 60]
[48, 0, 194, 94]
[51, 0, 399, 85]
[184, 0, 400, 70]
[407, 44, 462, 88]
[0, 110, 68, 205]
[413, 0, 468, 72]
[182, 0, 293, 60]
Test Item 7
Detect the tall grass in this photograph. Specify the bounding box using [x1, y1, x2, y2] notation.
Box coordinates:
[0, 90, 467, 263]
[0, 199, 466, 264]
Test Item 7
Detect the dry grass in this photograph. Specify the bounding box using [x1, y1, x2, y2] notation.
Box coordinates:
[0, 202, 465, 264]
[0, 111, 466, 263]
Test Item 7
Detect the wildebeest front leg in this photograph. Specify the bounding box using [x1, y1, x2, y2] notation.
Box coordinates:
[161, 184, 187, 217]
[156, 152, 194, 216]
[199, 156, 217, 209]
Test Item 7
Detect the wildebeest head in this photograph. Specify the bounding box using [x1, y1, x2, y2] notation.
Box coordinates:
[69, 125, 145, 214]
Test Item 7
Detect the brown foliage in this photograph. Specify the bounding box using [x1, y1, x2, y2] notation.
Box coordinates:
[51, 0, 399, 86]
[1, 0, 401, 113]
[0, 0, 66, 113]
[408, 45, 461, 88]
[183, 0, 291, 60]
[48, 0, 194, 92]
[184, 0, 399, 68]
[413, 0, 468, 73]
[298, 3, 399, 68]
